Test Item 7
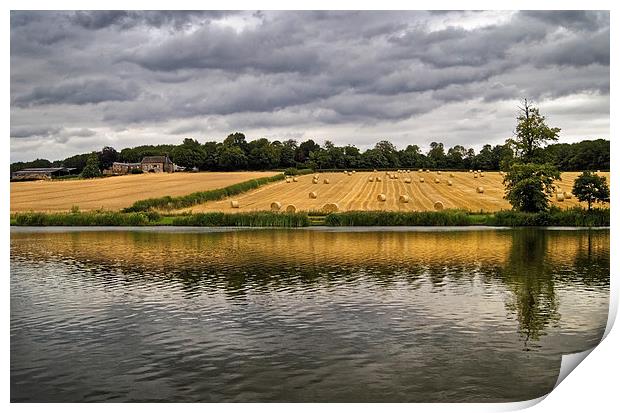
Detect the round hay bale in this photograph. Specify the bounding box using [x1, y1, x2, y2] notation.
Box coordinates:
[377, 193, 387, 202]
[434, 178, 440, 183]
[322, 203, 339, 213]
[476, 186, 484, 194]
[474, 173, 478, 178]
[312, 178, 319, 184]
[394, 174, 399, 179]
[368, 177, 374, 182]
[449, 173, 455, 177]
[386, 171, 390, 175]
[270, 201, 282, 211]
[399, 194, 410, 203]
[313, 174, 319, 179]
[285, 178, 291, 183]
[323, 178, 330, 184]
[556, 192, 565, 202]
[597, 169, 601, 173]
[404, 178, 412, 183]
[437, 171, 442, 175]
[352, 170, 356, 174]
[419, 177, 425, 183]
[426, 169, 430, 173]
[285, 204, 296, 213]
[419, 169, 423, 172]
[344, 170, 348, 174]
[469, 169, 473, 173]
[293, 177, 298, 182]
[480, 172, 485, 177]
[230, 200, 240, 208]
[406, 169, 411, 173]
[373, 169, 378, 172]
[447, 180, 453, 186]
[348, 171, 352, 176]
[309, 191, 317, 199]
[564, 192, 572, 199]
[434, 201, 444, 210]
[478, 170, 482, 173]
[376, 176, 382, 182]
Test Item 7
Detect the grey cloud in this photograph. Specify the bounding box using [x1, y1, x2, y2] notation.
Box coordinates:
[13, 78, 140, 107]
[9, 10, 610, 162]
[10, 125, 62, 138]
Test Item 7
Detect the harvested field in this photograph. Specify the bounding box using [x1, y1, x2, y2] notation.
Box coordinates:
[178, 171, 610, 213]
[10, 171, 279, 212]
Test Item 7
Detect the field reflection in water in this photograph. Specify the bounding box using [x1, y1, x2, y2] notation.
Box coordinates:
[10, 227, 609, 402]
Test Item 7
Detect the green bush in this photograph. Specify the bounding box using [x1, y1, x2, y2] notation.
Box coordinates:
[492, 207, 609, 227]
[283, 167, 313, 176]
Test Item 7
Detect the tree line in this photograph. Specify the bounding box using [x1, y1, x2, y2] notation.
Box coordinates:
[10, 134, 609, 175]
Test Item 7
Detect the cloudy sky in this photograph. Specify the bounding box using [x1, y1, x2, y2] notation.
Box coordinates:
[10, 10, 610, 162]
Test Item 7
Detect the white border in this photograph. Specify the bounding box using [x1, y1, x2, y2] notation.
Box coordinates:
[4, 1, 617, 411]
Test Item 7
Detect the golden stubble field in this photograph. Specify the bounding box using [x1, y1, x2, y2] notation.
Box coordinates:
[10, 171, 279, 212]
[181, 171, 610, 213]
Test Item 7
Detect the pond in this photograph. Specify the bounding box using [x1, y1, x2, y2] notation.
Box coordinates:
[10, 226, 609, 402]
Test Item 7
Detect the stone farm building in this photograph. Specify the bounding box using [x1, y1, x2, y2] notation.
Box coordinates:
[140, 155, 174, 173]
[11, 167, 76, 180]
[106, 155, 175, 175]
[110, 162, 141, 174]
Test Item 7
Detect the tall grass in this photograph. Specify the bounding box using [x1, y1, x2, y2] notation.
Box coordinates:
[123, 174, 286, 212]
[325, 207, 609, 227]
[171, 212, 309, 227]
[491, 207, 609, 227]
[325, 210, 474, 226]
[12, 211, 161, 226]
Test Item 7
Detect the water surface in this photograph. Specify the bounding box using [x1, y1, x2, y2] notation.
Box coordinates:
[10, 227, 609, 402]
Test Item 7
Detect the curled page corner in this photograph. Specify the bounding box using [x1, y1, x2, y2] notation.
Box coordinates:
[554, 347, 595, 390]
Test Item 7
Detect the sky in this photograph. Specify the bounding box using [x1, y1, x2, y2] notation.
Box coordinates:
[10, 10, 610, 162]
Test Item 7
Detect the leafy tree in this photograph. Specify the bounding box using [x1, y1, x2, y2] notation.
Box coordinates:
[98, 146, 118, 169]
[217, 145, 248, 171]
[375, 140, 400, 168]
[171, 138, 206, 169]
[223, 132, 249, 153]
[503, 163, 560, 212]
[200, 141, 220, 170]
[80, 153, 102, 178]
[247, 138, 280, 169]
[279, 139, 297, 167]
[572, 171, 610, 210]
[427, 141, 447, 168]
[446, 145, 467, 169]
[296, 139, 320, 163]
[508, 99, 560, 161]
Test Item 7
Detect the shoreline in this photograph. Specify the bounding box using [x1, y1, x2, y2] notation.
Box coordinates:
[10, 208, 610, 228]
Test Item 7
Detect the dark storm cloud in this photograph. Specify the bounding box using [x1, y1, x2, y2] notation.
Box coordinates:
[10, 125, 62, 138]
[10, 10, 610, 161]
[13, 79, 140, 107]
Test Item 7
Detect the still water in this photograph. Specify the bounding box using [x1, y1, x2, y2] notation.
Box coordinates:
[10, 227, 609, 402]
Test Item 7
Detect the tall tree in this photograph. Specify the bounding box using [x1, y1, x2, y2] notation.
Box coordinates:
[508, 99, 560, 161]
[572, 171, 610, 211]
[80, 153, 102, 178]
[503, 163, 560, 212]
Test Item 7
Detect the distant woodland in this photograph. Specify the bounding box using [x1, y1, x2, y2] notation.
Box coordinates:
[11, 134, 610, 175]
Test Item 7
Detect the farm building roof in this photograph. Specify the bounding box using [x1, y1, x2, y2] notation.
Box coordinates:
[141, 156, 171, 163]
[14, 167, 75, 173]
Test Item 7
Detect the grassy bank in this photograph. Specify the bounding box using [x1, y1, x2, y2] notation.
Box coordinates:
[12, 211, 161, 226]
[11, 207, 608, 228]
[171, 212, 309, 227]
[11, 211, 309, 227]
[324, 207, 609, 227]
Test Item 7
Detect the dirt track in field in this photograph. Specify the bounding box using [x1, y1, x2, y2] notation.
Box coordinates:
[178, 171, 610, 213]
[10, 171, 279, 212]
